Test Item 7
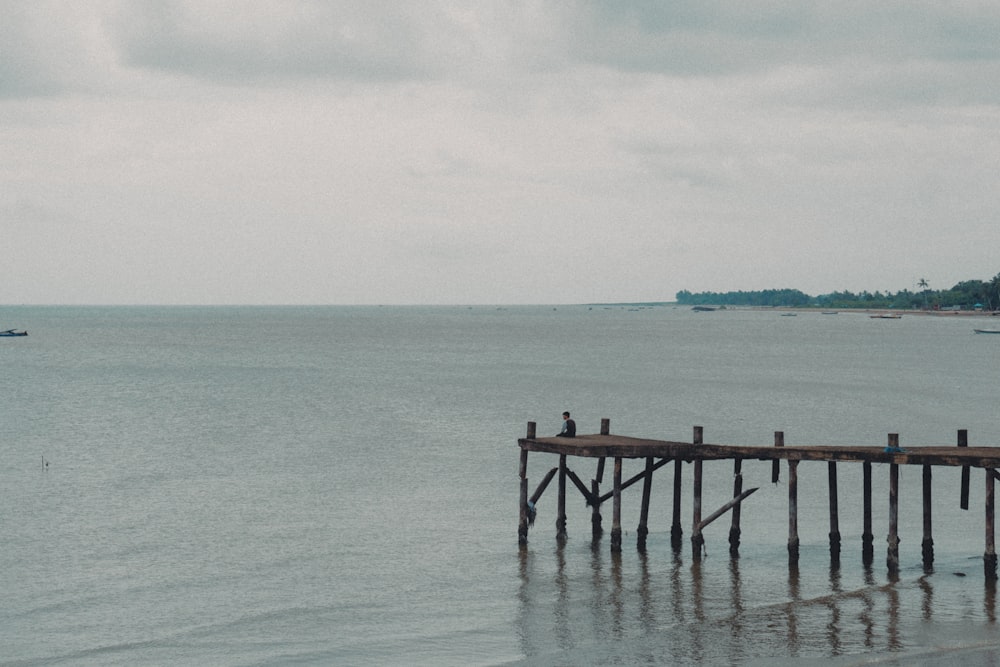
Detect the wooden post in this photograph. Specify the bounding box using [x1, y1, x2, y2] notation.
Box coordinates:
[611, 457, 623, 552]
[637, 457, 654, 551]
[887, 435, 900, 574]
[595, 417, 610, 541]
[729, 458, 743, 557]
[829, 461, 841, 564]
[557, 454, 567, 542]
[788, 458, 799, 566]
[960, 429, 970, 510]
[591, 475, 603, 541]
[671, 458, 683, 552]
[987, 468, 998, 580]
[691, 426, 704, 560]
[922, 464, 934, 569]
[518, 422, 534, 545]
[862, 461, 874, 566]
[772, 431, 784, 483]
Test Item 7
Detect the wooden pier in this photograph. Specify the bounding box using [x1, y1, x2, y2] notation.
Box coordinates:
[518, 420, 1000, 579]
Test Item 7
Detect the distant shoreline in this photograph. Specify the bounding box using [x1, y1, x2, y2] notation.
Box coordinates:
[730, 306, 1000, 317]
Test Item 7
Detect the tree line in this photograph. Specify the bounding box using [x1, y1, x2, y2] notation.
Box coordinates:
[676, 273, 1000, 310]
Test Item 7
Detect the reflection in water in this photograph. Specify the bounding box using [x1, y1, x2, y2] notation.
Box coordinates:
[786, 565, 801, 656]
[886, 580, 902, 650]
[828, 565, 843, 656]
[986, 579, 996, 623]
[920, 574, 933, 621]
[689, 559, 705, 662]
[514, 543, 996, 664]
[554, 545, 571, 649]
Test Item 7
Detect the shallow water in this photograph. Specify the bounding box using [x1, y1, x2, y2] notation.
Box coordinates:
[2, 305, 999, 665]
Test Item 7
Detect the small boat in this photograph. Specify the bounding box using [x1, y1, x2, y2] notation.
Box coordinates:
[0, 329, 27, 337]
[870, 314, 902, 319]
[691, 306, 716, 312]
[974, 329, 1000, 335]
[780, 313, 797, 317]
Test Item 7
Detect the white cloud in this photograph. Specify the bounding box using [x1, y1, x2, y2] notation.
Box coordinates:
[1, 2, 999, 304]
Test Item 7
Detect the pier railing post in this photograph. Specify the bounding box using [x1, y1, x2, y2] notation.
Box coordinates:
[772, 431, 783, 483]
[691, 426, 704, 561]
[887, 434, 901, 574]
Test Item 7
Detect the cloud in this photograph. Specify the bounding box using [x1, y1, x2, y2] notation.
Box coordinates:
[110, 1, 575, 86]
[2, 2, 999, 304]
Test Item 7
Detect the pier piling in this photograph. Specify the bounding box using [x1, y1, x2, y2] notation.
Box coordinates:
[691, 426, 704, 561]
[987, 469, 997, 580]
[788, 455, 799, 566]
[960, 429, 970, 510]
[611, 457, 623, 552]
[829, 462, 841, 564]
[518, 422, 534, 546]
[887, 435, 901, 574]
[637, 457, 654, 551]
[671, 458, 683, 551]
[862, 461, 874, 566]
[922, 464, 934, 569]
[729, 458, 743, 557]
[556, 455, 567, 542]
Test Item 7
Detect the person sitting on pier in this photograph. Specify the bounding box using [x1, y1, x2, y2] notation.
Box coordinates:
[556, 411, 576, 437]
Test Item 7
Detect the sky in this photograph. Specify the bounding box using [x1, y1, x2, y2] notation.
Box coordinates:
[3, 2, 999, 305]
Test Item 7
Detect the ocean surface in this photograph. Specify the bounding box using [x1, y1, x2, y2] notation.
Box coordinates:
[3, 305, 1000, 666]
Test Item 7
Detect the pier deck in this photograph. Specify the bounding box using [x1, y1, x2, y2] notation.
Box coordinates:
[517, 420, 1000, 579]
[520, 433, 1000, 468]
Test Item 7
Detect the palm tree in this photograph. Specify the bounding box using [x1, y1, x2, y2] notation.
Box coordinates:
[918, 278, 929, 290]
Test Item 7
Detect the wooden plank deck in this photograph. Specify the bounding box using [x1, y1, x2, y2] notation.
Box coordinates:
[519, 434, 1000, 468]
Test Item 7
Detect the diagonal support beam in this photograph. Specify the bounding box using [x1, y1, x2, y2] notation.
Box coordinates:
[696, 487, 759, 532]
[597, 458, 672, 504]
[564, 468, 596, 505]
[529, 467, 558, 505]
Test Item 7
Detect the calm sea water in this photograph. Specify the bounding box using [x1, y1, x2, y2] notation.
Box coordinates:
[3, 305, 1000, 665]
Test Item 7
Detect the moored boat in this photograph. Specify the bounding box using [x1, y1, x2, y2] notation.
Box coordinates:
[0, 329, 27, 337]
[974, 328, 1000, 334]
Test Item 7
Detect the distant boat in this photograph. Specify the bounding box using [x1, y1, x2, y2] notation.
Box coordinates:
[0, 329, 27, 337]
[974, 329, 1000, 335]
[780, 313, 797, 317]
[691, 306, 717, 312]
[870, 314, 902, 319]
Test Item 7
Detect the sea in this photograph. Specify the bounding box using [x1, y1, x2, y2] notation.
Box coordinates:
[3, 305, 1000, 666]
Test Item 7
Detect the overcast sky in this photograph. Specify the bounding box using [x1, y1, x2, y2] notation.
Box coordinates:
[3, 2, 999, 305]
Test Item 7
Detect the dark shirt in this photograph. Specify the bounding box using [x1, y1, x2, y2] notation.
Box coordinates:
[557, 419, 576, 437]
